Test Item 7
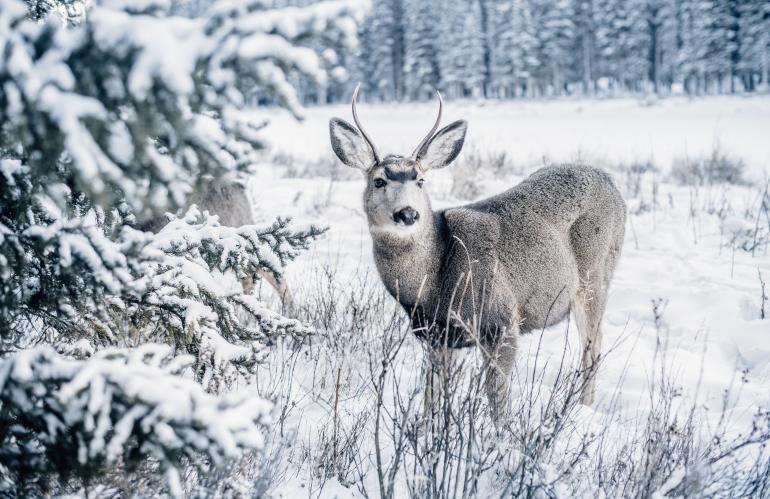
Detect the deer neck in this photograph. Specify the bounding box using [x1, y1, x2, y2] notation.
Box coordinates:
[370, 211, 446, 310]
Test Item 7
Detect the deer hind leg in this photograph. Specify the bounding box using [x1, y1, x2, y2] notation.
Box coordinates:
[569, 211, 621, 406]
[241, 274, 254, 295]
[573, 270, 608, 405]
[257, 270, 294, 312]
[482, 325, 518, 422]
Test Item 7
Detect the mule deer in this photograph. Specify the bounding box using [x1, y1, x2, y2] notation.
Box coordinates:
[139, 180, 293, 308]
[329, 85, 626, 417]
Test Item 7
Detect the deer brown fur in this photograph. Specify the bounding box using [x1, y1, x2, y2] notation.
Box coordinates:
[330, 86, 626, 418]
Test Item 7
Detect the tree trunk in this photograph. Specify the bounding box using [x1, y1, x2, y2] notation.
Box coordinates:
[581, 0, 594, 95]
[650, 22, 659, 93]
[391, 0, 405, 101]
[647, 3, 661, 94]
[762, 30, 769, 92]
[477, 0, 492, 98]
[729, 0, 740, 94]
[583, 31, 592, 95]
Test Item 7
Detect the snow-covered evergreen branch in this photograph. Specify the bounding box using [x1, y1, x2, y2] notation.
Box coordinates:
[0, 0, 365, 216]
[0, 344, 271, 497]
[128, 208, 324, 389]
[0, 0, 356, 350]
[0, 0, 364, 493]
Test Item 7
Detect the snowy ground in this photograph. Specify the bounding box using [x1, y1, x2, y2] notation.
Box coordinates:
[248, 96, 770, 497]
[264, 95, 770, 181]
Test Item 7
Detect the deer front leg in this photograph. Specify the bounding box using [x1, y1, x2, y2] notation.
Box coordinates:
[423, 346, 454, 429]
[481, 324, 518, 423]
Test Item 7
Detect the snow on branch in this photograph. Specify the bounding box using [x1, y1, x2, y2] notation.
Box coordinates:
[124, 208, 325, 389]
[0, 0, 358, 493]
[0, 0, 367, 217]
[204, 0, 366, 116]
[0, 0, 337, 369]
[148, 206, 325, 280]
[0, 344, 272, 497]
[2, 203, 323, 386]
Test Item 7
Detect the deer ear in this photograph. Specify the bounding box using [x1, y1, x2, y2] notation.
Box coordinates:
[415, 120, 467, 170]
[329, 118, 376, 170]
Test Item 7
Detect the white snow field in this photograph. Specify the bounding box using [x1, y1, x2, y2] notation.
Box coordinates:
[264, 95, 770, 180]
[250, 96, 770, 497]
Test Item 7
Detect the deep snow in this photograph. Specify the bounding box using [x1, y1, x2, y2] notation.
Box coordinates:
[250, 96, 770, 497]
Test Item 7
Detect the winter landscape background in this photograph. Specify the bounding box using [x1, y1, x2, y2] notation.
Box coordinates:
[1, 0, 769, 498]
[185, 0, 770, 102]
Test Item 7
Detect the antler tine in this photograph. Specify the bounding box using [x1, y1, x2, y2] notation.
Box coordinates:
[411, 90, 443, 159]
[352, 83, 380, 164]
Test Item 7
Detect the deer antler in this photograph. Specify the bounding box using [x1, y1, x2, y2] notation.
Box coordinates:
[411, 91, 443, 159]
[352, 83, 380, 164]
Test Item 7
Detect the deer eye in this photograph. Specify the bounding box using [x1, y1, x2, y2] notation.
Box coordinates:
[373, 178, 387, 188]
[417, 178, 425, 188]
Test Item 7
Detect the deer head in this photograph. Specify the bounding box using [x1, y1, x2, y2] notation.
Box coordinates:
[330, 84, 467, 235]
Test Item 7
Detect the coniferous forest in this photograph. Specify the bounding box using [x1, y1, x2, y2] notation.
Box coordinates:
[350, 0, 770, 101]
[173, 0, 770, 102]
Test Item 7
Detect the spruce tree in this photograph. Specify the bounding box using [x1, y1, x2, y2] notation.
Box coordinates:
[358, 0, 406, 101]
[403, 0, 441, 100]
[676, 0, 704, 92]
[738, 0, 770, 90]
[512, 0, 540, 96]
[439, 0, 486, 98]
[532, 0, 576, 95]
[490, 0, 539, 98]
[573, 0, 597, 94]
[692, 0, 740, 92]
[0, 0, 364, 495]
[490, 0, 518, 97]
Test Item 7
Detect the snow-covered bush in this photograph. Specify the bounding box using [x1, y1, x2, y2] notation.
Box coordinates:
[670, 147, 748, 186]
[0, 344, 272, 497]
[287, 265, 770, 498]
[133, 209, 322, 390]
[0, 0, 365, 494]
[448, 146, 517, 201]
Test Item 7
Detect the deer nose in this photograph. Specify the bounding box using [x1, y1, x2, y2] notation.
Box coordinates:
[393, 207, 419, 226]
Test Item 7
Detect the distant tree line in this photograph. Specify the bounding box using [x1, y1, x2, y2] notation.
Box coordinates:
[169, 0, 770, 102]
[351, 0, 770, 101]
